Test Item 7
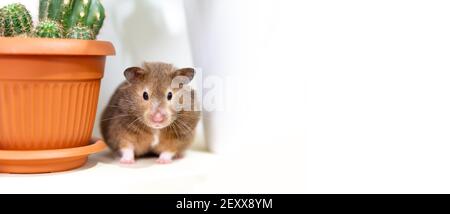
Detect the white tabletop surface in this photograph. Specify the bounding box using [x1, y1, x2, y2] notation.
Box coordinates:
[0, 149, 302, 193]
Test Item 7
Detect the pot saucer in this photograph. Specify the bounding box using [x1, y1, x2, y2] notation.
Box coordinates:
[0, 139, 106, 174]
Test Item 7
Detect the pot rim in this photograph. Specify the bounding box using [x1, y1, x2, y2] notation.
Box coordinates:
[0, 37, 115, 56]
[0, 139, 106, 160]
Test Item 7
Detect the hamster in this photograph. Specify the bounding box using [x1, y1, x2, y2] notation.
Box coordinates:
[100, 62, 200, 164]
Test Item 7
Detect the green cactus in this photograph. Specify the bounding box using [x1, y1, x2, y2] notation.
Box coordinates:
[39, 0, 105, 38]
[39, 0, 74, 29]
[35, 20, 64, 38]
[85, 0, 104, 36]
[66, 0, 90, 30]
[60, 0, 75, 30]
[39, 0, 50, 20]
[0, 3, 33, 37]
[66, 24, 94, 40]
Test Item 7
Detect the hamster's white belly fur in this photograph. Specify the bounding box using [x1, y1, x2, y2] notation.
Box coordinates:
[151, 130, 160, 147]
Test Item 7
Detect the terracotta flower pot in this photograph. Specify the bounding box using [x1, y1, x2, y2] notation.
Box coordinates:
[0, 37, 115, 173]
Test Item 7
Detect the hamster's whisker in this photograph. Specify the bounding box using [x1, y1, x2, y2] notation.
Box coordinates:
[173, 122, 182, 137]
[108, 105, 135, 109]
[173, 120, 191, 135]
[133, 117, 146, 133]
[119, 99, 135, 104]
[169, 124, 178, 139]
[176, 111, 202, 118]
[101, 114, 131, 121]
[127, 116, 142, 129]
[176, 119, 191, 132]
[176, 117, 192, 128]
[128, 123, 141, 133]
[170, 121, 181, 138]
[119, 98, 133, 101]
[175, 115, 200, 122]
[167, 124, 176, 138]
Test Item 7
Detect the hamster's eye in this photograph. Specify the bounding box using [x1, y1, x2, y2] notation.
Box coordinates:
[143, 91, 149, 101]
[167, 92, 173, 101]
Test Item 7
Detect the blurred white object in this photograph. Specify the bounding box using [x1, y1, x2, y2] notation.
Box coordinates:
[184, 0, 305, 154]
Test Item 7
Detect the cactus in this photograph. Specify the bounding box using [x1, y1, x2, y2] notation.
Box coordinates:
[0, 3, 33, 37]
[66, 24, 94, 40]
[39, 0, 50, 20]
[39, 0, 105, 38]
[85, 0, 104, 36]
[39, 0, 74, 29]
[66, 0, 90, 30]
[35, 20, 64, 38]
[60, 0, 75, 30]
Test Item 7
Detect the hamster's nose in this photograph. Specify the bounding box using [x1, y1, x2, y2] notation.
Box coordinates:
[151, 112, 166, 123]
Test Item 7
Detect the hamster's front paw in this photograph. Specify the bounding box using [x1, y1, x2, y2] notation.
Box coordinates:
[120, 148, 135, 164]
[156, 152, 175, 164]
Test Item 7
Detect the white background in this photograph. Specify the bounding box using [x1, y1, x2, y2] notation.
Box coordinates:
[184, 0, 450, 193]
[2, 0, 450, 193]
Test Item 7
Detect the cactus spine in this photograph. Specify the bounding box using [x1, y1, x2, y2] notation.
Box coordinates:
[0, 3, 33, 37]
[35, 20, 64, 38]
[66, 24, 93, 40]
[39, 0, 105, 39]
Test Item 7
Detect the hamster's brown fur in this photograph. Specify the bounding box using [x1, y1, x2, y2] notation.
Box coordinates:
[100, 62, 200, 163]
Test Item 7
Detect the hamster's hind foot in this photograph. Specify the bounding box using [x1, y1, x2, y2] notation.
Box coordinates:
[120, 147, 135, 164]
[156, 151, 175, 164]
[120, 157, 135, 164]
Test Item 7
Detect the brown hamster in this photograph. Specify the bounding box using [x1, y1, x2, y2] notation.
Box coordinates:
[100, 62, 200, 164]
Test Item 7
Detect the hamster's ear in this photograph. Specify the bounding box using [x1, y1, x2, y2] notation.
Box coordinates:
[124, 67, 144, 82]
[172, 67, 195, 83]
